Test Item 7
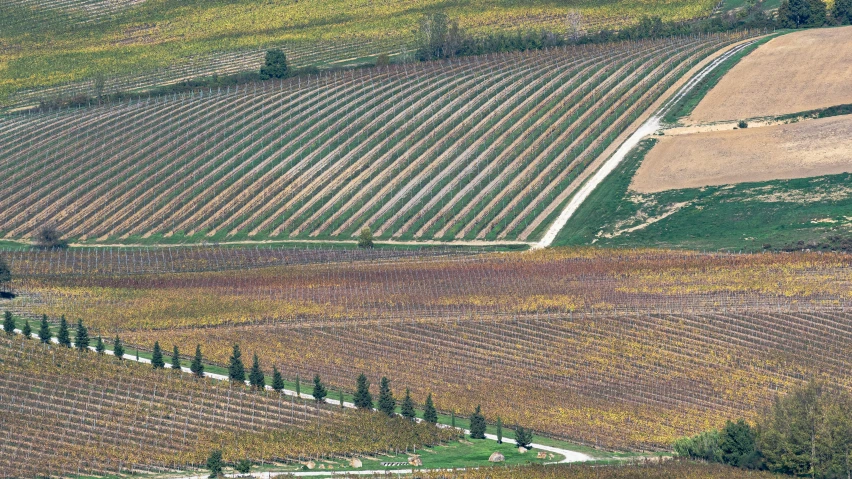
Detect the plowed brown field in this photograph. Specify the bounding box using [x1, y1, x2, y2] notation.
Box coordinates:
[631, 114, 852, 193]
[689, 27, 852, 122]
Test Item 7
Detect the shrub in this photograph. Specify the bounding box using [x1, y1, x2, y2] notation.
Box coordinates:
[737, 120, 748, 129]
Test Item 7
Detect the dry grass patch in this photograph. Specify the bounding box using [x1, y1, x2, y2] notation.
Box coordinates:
[689, 26, 852, 122]
[631, 114, 852, 193]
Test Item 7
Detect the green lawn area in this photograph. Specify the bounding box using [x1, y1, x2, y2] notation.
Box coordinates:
[553, 138, 852, 252]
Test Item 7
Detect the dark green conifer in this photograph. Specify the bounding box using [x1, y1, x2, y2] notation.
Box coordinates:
[151, 341, 165, 369]
[423, 393, 438, 424]
[249, 354, 265, 390]
[21, 319, 32, 339]
[378, 376, 396, 416]
[295, 374, 301, 396]
[469, 405, 486, 439]
[312, 374, 327, 403]
[401, 388, 416, 420]
[57, 316, 71, 347]
[95, 336, 105, 354]
[113, 336, 125, 359]
[74, 319, 89, 351]
[228, 344, 245, 383]
[38, 315, 51, 344]
[3, 311, 14, 334]
[190, 345, 204, 377]
[353, 373, 373, 410]
[271, 366, 284, 392]
[171, 345, 182, 370]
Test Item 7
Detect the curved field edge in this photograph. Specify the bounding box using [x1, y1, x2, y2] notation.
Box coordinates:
[661, 33, 780, 124]
[552, 137, 852, 252]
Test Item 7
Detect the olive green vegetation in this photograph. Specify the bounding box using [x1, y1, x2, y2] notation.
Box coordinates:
[554, 138, 852, 252]
[0, 0, 719, 102]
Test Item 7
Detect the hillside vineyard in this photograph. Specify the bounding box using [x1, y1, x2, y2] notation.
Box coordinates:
[0, 32, 752, 243]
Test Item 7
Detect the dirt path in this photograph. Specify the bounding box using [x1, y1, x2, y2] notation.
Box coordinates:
[535, 38, 761, 249]
[11, 326, 590, 475]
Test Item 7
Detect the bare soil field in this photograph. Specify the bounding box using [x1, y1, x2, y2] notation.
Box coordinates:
[631, 114, 852, 193]
[689, 26, 852, 122]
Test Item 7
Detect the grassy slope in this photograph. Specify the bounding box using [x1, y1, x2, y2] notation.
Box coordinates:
[553, 138, 852, 252]
[0, 0, 718, 101]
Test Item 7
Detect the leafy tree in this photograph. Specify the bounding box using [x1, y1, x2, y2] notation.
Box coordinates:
[779, 0, 826, 27]
[378, 376, 396, 416]
[228, 344, 246, 383]
[249, 354, 265, 390]
[401, 388, 416, 420]
[151, 341, 165, 369]
[515, 426, 533, 449]
[38, 315, 51, 343]
[674, 429, 723, 462]
[35, 226, 68, 250]
[0, 255, 10, 290]
[358, 227, 374, 249]
[3, 311, 14, 334]
[354, 373, 373, 410]
[312, 374, 327, 403]
[271, 366, 285, 392]
[833, 0, 852, 23]
[415, 12, 464, 60]
[171, 345, 182, 370]
[95, 336, 105, 354]
[206, 450, 223, 478]
[720, 419, 761, 469]
[496, 417, 503, 444]
[57, 316, 71, 347]
[191, 344, 204, 377]
[423, 393, 438, 424]
[21, 319, 31, 338]
[74, 319, 89, 351]
[113, 336, 125, 359]
[758, 381, 824, 476]
[235, 459, 251, 474]
[260, 49, 288, 79]
[469, 405, 486, 439]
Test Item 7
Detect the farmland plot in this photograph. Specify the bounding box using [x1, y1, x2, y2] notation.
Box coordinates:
[0, 31, 758, 244]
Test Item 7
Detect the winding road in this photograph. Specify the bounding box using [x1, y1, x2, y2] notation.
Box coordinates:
[535, 39, 762, 249]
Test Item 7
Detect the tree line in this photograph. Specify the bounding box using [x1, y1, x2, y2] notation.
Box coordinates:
[675, 381, 852, 478]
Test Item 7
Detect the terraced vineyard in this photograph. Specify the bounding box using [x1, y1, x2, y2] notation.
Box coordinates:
[0, 31, 756, 243]
[6, 247, 852, 449]
[0, 334, 454, 478]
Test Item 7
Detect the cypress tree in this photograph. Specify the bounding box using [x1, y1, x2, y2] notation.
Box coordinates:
[354, 373, 373, 410]
[21, 319, 32, 339]
[95, 336, 105, 354]
[496, 417, 503, 444]
[151, 341, 165, 369]
[171, 345, 182, 370]
[249, 354, 265, 390]
[401, 388, 416, 420]
[228, 344, 245, 383]
[378, 377, 396, 416]
[312, 374, 327, 403]
[339, 389, 345, 409]
[74, 319, 89, 351]
[295, 374, 301, 396]
[271, 366, 284, 392]
[469, 405, 486, 439]
[38, 315, 51, 343]
[190, 344, 204, 377]
[113, 336, 125, 359]
[56, 316, 71, 347]
[451, 410, 456, 429]
[3, 311, 14, 334]
[423, 393, 438, 424]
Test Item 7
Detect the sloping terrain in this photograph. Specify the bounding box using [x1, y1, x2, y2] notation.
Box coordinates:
[0, 33, 748, 244]
[689, 26, 852, 122]
[631, 114, 852, 193]
[0, 0, 718, 105]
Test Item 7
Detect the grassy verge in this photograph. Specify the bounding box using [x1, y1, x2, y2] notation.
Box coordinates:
[552, 138, 852, 252]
